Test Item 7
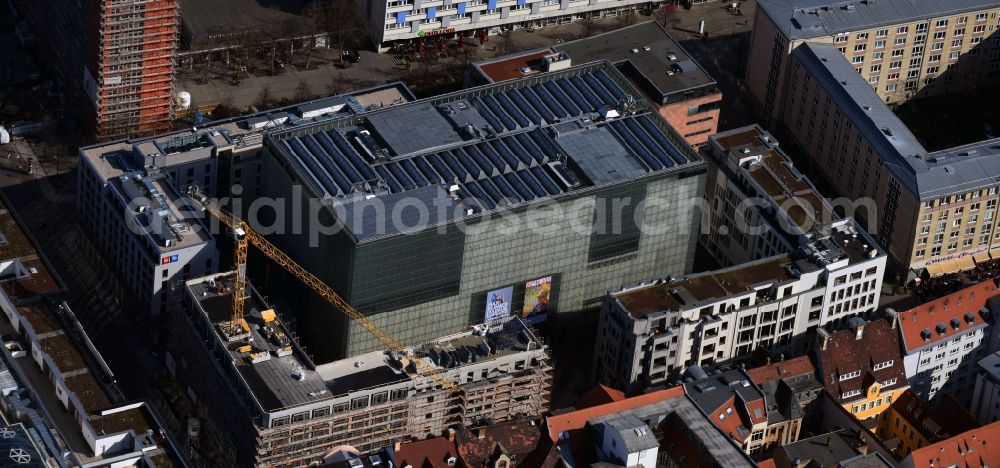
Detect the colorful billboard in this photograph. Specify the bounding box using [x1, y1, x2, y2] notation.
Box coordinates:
[522, 276, 552, 323]
[484, 286, 513, 323]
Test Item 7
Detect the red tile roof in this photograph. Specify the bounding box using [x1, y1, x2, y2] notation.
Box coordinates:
[545, 386, 685, 441]
[747, 356, 816, 384]
[815, 318, 907, 403]
[896, 279, 999, 353]
[903, 419, 1000, 467]
[889, 390, 980, 444]
[573, 384, 625, 409]
[476, 50, 555, 82]
[456, 420, 556, 467]
[395, 437, 460, 468]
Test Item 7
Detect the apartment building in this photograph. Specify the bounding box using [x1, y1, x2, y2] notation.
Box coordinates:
[876, 390, 980, 459]
[595, 236, 884, 393]
[470, 21, 722, 147]
[781, 40, 1000, 276]
[165, 271, 552, 467]
[593, 125, 885, 393]
[15, 0, 178, 141]
[746, 356, 824, 441]
[772, 429, 895, 468]
[815, 316, 909, 423]
[701, 125, 843, 266]
[545, 386, 756, 467]
[683, 369, 771, 458]
[971, 350, 1000, 423]
[76, 84, 414, 328]
[898, 419, 1000, 468]
[746, 0, 1000, 126]
[0, 295, 190, 467]
[368, 0, 650, 51]
[77, 145, 217, 326]
[890, 279, 1000, 405]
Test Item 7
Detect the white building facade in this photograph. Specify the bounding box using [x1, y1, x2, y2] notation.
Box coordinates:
[369, 0, 651, 50]
[892, 282, 1000, 406]
[595, 234, 885, 393]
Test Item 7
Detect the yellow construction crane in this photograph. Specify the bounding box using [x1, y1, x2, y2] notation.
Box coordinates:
[197, 196, 460, 392]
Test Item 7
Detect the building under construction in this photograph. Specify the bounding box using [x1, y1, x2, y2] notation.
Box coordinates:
[14, 0, 177, 141]
[165, 271, 552, 467]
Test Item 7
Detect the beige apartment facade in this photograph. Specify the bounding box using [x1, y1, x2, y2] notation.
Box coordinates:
[744, 0, 1000, 277]
[782, 41, 1000, 276]
[746, 0, 1000, 126]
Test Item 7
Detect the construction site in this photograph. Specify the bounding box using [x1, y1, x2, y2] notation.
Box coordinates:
[166, 267, 552, 467]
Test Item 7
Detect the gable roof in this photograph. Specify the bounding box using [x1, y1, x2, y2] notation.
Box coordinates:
[748, 355, 816, 384]
[456, 419, 556, 467]
[395, 437, 460, 468]
[573, 384, 625, 409]
[896, 278, 999, 353]
[815, 318, 907, 403]
[545, 386, 684, 441]
[902, 419, 1000, 467]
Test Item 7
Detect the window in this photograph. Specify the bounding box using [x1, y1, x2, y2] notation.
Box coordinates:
[875, 39, 886, 49]
[895, 37, 907, 46]
[856, 32, 869, 40]
[839, 370, 861, 381]
[892, 49, 905, 57]
[950, 51, 961, 60]
[877, 29, 888, 37]
[885, 83, 897, 92]
[897, 26, 909, 35]
[854, 44, 867, 52]
[935, 19, 948, 28]
[951, 40, 963, 49]
[870, 64, 882, 73]
[873, 360, 894, 371]
[842, 389, 862, 399]
[872, 51, 884, 61]
[954, 28, 965, 37]
[929, 54, 942, 62]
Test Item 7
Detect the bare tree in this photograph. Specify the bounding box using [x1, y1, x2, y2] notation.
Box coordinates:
[496, 31, 517, 56]
[317, 0, 368, 56]
[578, 18, 599, 38]
[652, 6, 671, 28]
[256, 85, 273, 109]
[295, 81, 313, 101]
[618, 11, 639, 28]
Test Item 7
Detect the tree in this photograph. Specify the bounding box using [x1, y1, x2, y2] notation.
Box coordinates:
[578, 18, 599, 38]
[256, 85, 273, 109]
[295, 81, 313, 102]
[496, 31, 517, 56]
[652, 6, 671, 28]
[618, 11, 638, 28]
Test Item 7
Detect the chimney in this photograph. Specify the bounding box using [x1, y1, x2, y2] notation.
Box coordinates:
[448, 428, 456, 442]
[886, 308, 899, 329]
[818, 328, 831, 350]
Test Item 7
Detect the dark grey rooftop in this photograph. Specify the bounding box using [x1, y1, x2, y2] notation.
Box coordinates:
[684, 369, 764, 416]
[334, 185, 463, 241]
[269, 62, 701, 242]
[179, 0, 311, 48]
[553, 21, 716, 100]
[977, 350, 1000, 386]
[794, 43, 1000, 200]
[776, 429, 894, 467]
[0, 425, 45, 468]
[367, 103, 467, 157]
[759, 0, 1000, 40]
[590, 413, 659, 453]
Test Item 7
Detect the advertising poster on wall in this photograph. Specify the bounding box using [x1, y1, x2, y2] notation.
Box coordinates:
[522, 276, 552, 324]
[484, 286, 513, 323]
